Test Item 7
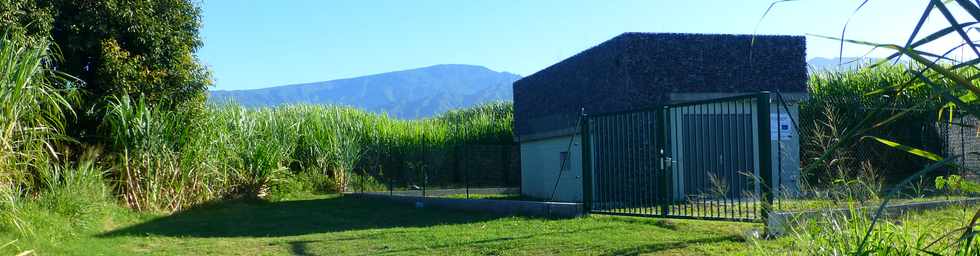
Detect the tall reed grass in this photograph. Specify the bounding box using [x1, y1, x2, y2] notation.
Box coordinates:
[801, 64, 969, 187]
[94, 99, 514, 210]
[0, 30, 515, 233]
[0, 34, 83, 236]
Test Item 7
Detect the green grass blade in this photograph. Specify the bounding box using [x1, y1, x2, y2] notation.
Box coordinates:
[866, 136, 944, 162]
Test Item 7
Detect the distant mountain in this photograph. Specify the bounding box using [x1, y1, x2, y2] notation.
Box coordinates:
[209, 64, 522, 119]
[807, 57, 880, 71]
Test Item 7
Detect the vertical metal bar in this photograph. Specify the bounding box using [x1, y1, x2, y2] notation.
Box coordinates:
[705, 102, 712, 218]
[657, 107, 669, 216]
[640, 111, 647, 215]
[630, 112, 638, 215]
[645, 111, 652, 216]
[680, 106, 688, 217]
[649, 110, 656, 215]
[581, 113, 592, 213]
[598, 116, 606, 211]
[589, 117, 609, 209]
[736, 100, 745, 219]
[624, 113, 631, 214]
[744, 99, 752, 219]
[601, 116, 615, 210]
[757, 92, 773, 222]
[621, 113, 629, 214]
[710, 101, 717, 219]
[617, 114, 625, 213]
[422, 128, 427, 198]
[690, 105, 698, 217]
[725, 98, 739, 217]
[745, 99, 752, 219]
[609, 114, 615, 212]
[712, 101, 719, 219]
[696, 103, 704, 218]
[636, 112, 644, 215]
[960, 116, 966, 170]
[674, 106, 680, 217]
[640, 112, 647, 215]
[678, 106, 697, 215]
[721, 100, 729, 218]
[776, 94, 783, 211]
[626, 113, 634, 215]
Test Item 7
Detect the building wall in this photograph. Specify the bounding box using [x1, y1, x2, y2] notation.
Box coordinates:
[520, 135, 583, 202]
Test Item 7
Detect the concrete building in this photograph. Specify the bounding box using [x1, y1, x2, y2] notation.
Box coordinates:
[513, 33, 809, 202]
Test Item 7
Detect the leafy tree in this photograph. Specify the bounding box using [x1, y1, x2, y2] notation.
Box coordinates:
[47, 0, 212, 106]
[0, 0, 53, 42]
[2, 0, 212, 138]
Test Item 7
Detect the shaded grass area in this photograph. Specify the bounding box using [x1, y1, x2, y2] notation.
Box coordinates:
[1, 194, 767, 255]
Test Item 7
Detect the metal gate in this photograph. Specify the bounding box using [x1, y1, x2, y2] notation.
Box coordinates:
[581, 92, 773, 222]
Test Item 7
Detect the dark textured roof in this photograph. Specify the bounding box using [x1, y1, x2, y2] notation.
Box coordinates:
[513, 32, 807, 139]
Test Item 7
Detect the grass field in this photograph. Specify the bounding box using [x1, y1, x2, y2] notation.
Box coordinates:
[0, 194, 774, 255]
[2, 193, 977, 255]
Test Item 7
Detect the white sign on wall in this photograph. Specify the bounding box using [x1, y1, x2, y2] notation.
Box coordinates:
[770, 113, 793, 140]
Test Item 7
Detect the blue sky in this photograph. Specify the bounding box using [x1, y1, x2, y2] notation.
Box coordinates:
[199, 0, 947, 90]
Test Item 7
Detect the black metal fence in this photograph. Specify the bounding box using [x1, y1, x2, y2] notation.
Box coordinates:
[582, 93, 774, 222]
[351, 144, 522, 198]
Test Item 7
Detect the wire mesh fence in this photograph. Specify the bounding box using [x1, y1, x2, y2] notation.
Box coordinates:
[350, 144, 522, 199]
[773, 92, 980, 213]
[939, 115, 979, 179]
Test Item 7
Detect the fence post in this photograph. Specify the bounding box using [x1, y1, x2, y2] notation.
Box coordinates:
[388, 165, 393, 196]
[657, 106, 670, 216]
[422, 129, 427, 197]
[501, 144, 509, 187]
[580, 112, 592, 213]
[756, 92, 774, 221]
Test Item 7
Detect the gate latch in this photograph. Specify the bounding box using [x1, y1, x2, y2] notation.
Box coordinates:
[659, 149, 673, 170]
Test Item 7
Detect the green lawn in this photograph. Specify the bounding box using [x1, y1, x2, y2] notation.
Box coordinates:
[1, 194, 782, 255]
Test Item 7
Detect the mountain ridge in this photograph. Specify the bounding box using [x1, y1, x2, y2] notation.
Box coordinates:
[211, 58, 878, 119]
[209, 64, 521, 119]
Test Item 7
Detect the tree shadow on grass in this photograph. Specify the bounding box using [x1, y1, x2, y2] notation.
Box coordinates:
[100, 195, 506, 238]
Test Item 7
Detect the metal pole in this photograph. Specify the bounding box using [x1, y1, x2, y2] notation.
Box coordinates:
[580, 111, 593, 214]
[756, 92, 774, 222]
[422, 129, 427, 198]
[776, 92, 783, 210]
[657, 106, 670, 216]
